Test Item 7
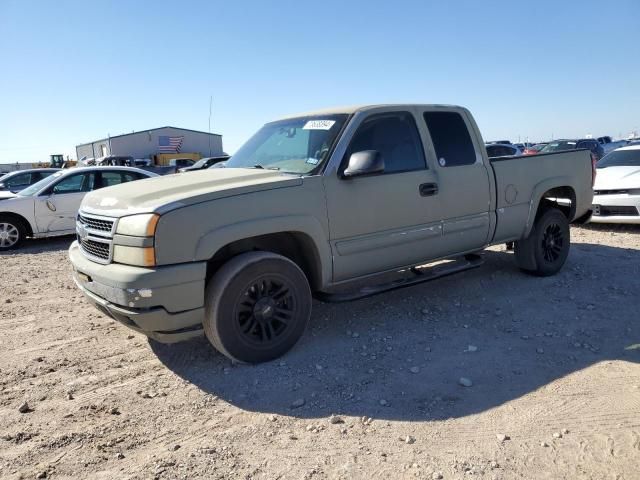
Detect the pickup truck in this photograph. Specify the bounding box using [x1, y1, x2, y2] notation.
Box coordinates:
[68, 104, 594, 363]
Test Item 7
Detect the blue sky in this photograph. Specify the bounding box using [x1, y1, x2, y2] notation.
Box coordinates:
[1, 0, 638, 162]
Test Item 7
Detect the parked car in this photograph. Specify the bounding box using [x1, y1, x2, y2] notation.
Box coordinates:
[0, 167, 157, 250]
[602, 140, 629, 154]
[96, 155, 135, 166]
[178, 155, 231, 172]
[0, 168, 60, 193]
[523, 143, 548, 155]
[68, 104, 593, 363]
[540, 139, 604, 162]
[168, 158, 195, 168]
[486, 143, 522, 158]
[590, 145, 640, 224]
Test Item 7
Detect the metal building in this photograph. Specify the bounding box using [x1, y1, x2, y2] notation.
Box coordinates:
[76, 126, 223, 161]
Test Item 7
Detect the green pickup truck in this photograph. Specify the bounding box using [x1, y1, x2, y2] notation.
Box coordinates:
[69, 104, 594, 363]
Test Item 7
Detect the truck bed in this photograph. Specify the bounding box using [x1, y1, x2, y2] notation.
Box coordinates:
[489, 149, 593, 243]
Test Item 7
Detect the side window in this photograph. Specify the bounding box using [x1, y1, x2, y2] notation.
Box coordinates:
[5, 173, 29, 187]
[123, 172, 147, 182]
[99, 171, 125, 189]
[346, 112, 426, 174]
[52, 173, 94, 194]
[423, 111, 476, 167]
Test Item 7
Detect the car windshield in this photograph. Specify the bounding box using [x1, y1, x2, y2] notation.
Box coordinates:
[17, 171, 64, 196]
[540, 141, 577, 153]
[597, 149, 640, 168]
[225, 114, 349, 174]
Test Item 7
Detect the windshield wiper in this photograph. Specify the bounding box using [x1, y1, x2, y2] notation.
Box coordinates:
[252, 164, 280, 170]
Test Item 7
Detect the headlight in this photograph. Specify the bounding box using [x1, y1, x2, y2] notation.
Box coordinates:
[116, 213, 159, 237]
[113, 245, 156, 267]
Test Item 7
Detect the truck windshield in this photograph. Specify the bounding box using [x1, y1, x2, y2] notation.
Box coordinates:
[225, 114, 349, 174]
[597, 149, 640, 168]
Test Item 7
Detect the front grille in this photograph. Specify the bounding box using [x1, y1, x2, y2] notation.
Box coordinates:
[594, 205, 639, 217]
[79, 237, 111, 260]
[78, 213, 114, 233]
[77, 211, 115, 263]
[594, 189, 629, 195]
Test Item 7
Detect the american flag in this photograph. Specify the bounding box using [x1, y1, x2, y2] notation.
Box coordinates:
[158, 135, 184, 153]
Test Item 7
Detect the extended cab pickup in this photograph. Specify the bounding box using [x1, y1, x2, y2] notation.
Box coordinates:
[68, 104, 594, 363]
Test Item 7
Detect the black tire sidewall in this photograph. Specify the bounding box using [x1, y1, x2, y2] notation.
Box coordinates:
[532, 209, 570, 276]
[0, 216, 25, 251]
[205, 254, 311, 363]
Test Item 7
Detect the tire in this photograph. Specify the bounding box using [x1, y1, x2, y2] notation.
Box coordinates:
[514, 207, 570, 277]
[0, 215, 26, 251]
[203, 251, 312, 363]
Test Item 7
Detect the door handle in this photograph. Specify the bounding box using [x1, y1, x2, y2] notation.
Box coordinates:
[419, 183, 438, 197]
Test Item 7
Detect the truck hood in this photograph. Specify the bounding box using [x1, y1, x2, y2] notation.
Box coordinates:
[81, 168, 303, 217]
[594, 166, 640, 190]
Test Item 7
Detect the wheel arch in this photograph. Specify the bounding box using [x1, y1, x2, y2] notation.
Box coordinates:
[196, 216, 331, 291]
[524, 179, 576, 238]
[0, 211, 34, 237]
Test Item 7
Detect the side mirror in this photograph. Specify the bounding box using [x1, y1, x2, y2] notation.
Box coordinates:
[343, 150, 384, 178]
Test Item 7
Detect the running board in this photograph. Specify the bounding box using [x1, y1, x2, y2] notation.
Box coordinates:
[315, 254, 484, 303]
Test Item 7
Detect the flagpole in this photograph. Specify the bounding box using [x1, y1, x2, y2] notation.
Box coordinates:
[208, 95, 213, 156]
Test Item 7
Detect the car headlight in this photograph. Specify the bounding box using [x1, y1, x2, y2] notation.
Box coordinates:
[116, 213, 159, 237]
[113, 245, 156, 267]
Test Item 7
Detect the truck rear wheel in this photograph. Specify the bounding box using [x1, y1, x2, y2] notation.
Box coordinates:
[203, 251, 312, 363]
[514, 207, 570, 276]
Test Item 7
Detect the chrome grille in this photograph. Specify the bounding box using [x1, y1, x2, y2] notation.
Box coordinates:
[78, 213, 114, 233]
[77, 211, 116, 264]
[79, 237, 110, 260]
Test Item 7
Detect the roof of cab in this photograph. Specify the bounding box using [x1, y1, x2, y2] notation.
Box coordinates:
[275, 104, 464, 121]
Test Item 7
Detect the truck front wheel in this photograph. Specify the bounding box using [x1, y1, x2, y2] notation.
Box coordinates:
[514, 208, 570, 276]
[203, 251, 312, 363]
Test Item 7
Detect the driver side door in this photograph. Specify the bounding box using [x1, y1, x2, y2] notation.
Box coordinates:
[34, 172, 96, 233]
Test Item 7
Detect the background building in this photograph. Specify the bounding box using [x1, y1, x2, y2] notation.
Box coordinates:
[76, 126, 223, 161]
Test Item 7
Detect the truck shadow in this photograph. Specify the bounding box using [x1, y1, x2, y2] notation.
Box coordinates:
[151, 240, 639, 421]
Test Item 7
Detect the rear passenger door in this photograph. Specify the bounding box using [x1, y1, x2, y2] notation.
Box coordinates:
[421, 109, 492, 251]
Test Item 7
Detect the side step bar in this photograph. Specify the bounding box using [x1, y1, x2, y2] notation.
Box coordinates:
[315, 253, 484, 303]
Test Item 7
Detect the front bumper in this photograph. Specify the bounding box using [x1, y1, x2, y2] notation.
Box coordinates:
[69, 241, 206, 343]
[590, 194, 640, 224]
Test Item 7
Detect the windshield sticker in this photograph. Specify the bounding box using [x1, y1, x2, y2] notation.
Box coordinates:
[306, 157, 320, 165]
[303, 120, 336, 130]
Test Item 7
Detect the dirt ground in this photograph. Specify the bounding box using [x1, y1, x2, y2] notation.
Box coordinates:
[1, 224, 639, 480]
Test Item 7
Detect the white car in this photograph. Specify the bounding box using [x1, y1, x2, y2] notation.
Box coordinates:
[591, 145, 640, 224]
[0, 167, 157, 250]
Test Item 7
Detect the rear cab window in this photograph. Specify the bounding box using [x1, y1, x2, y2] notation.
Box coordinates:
[423, 111, 476, 167]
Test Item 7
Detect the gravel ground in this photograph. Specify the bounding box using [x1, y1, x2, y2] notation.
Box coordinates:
[1, 225, 639, 480]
